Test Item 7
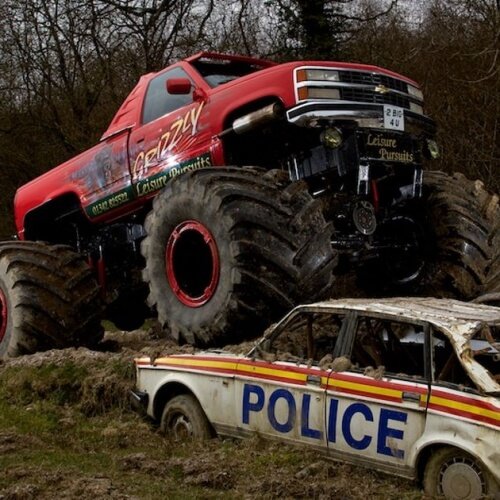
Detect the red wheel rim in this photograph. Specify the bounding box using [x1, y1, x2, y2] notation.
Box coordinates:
[0, 288, 7, 342]
[165, 220, 220, 307]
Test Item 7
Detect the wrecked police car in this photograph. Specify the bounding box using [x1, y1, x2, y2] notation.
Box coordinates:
[133, 298, 500, 498]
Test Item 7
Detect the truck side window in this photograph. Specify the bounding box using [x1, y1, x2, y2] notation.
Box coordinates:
[351, 316, 426, 379]
[142, 67, 193, 124]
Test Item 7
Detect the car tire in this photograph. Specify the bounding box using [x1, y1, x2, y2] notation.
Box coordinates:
[0, 241, 103, 358]
[358, 171, 495, 299]
[423, 447, 498, 499]
[160, 394, 212, 440]
[141, 167, 336, 346]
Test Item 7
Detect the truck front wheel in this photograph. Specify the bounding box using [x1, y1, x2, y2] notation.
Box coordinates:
[0, 241, 103, 358]
[480, 184, 499, 304]
[141, 167, 336, 346]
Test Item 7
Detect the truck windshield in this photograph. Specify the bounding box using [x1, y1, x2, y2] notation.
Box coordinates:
[191, 59, 266, 87]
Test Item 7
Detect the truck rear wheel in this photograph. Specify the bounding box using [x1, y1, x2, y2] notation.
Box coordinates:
[0, 241, 103, 358]
[479, 185, 499, 305]
[141, 167, 336, 346]
[358, 171, 495, 299]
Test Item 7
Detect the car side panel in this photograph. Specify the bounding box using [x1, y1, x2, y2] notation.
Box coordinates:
[135, 356, 239, 430]
[323, 371, 428, 479]
[410, 385, 500, 484]
[233, 359, 327, 448]
[134, 351, 500, 485]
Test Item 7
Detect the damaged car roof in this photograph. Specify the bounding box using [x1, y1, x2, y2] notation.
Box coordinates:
[277, 297, 500, 331]
[267, 297, 500, 394]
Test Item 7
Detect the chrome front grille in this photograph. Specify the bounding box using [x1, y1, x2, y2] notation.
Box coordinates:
[340, 88, 410, 108]
[339, 71, 408, 93]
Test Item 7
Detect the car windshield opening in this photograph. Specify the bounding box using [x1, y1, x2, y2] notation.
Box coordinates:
[434, 323, 500, 393]
[471, 324, 499, 387]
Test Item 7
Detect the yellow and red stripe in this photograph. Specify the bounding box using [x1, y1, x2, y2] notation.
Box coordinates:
[138, 355, 500, 428]
[325, 372, 427, 406]
[428, 389, 500, 428]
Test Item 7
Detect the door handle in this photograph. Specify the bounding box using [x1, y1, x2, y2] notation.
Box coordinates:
[307, 374, 322, 386]
[402, 391, 421, 404]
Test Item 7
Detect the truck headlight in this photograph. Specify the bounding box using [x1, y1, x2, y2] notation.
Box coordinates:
[298, 87, 340, 100]
[407, 85, 424, 100]
[297, 69, 340, 82]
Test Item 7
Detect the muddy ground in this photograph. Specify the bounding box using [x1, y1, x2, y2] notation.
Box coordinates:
[0, 328, 425, 499]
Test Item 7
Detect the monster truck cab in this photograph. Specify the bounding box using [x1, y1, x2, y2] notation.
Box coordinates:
[14, 52, 435, 243]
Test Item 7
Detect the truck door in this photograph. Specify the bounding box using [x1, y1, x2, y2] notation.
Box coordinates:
[128, 66, 211, 199]
[80, 129, 135, 219]
[325, 314, 430, 476]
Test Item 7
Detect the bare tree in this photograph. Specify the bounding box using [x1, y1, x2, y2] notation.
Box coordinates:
[102, 0, 214, 71]
[267, 0, 397, 59]
[349, 0, 499, 190]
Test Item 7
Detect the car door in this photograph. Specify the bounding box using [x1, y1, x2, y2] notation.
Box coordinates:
[325, 313, 430, 476]
[234, 310, 347, 448]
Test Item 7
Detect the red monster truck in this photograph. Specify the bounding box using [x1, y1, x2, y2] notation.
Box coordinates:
[1, 52, 497, 356]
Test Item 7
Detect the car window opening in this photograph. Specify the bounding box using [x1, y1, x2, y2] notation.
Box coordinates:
[472, 324, 499, 385]
[351, 317, 426, 380]
[262, 312, 345, 365]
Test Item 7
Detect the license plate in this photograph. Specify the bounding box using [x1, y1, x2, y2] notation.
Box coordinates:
[384, 105, 404, 131]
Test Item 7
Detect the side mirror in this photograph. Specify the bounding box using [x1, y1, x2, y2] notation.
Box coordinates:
[166, 78, 191, 95]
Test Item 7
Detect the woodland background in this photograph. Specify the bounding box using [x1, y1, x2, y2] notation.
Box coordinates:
[0, 0, 498, 237]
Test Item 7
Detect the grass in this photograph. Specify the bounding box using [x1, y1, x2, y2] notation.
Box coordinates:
[0, 357, 421, 499]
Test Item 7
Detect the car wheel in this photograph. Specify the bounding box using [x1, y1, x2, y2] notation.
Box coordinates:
[160, 394, 212, 440]
[423, 447, 498, 499]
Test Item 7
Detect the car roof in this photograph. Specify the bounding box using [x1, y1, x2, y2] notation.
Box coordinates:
[275, 297, 500, 394]
[292, 297, 500, 330]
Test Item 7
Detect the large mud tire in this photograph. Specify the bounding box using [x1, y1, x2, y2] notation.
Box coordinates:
[477, 183, 499, 304]
[358, 171, 495, 299]
[141, 167, 336, 346]
[0, 241, 103, 358]
[419, 171, 495, 298]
